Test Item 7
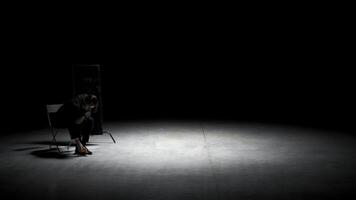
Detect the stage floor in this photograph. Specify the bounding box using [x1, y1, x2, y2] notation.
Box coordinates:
[1, 120, 356, 200]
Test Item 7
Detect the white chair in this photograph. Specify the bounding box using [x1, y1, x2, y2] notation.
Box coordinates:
[46, 104, 73, 152]
[46, 104, 116, 153]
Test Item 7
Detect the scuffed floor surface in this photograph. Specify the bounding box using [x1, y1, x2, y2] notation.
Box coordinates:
[1, 120, 356, 200]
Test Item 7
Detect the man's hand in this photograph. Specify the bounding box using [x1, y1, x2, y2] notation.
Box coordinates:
[75, 116, 85, 124]
[84, 111, 91, 118]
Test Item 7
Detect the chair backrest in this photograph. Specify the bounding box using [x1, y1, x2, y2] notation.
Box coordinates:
[46, 104, 63, 128]
[46, 104, 63, 114]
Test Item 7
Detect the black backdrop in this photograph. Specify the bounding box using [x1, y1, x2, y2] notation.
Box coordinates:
[1, 59, 355, 134]
[1, 4, 353, 134]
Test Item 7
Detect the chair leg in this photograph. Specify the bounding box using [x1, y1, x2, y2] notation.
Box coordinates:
[67, 140, 72, 151]
[50, 128, 61, 153]
[103, 130, 116, 143]
[49, 128, 53, 149]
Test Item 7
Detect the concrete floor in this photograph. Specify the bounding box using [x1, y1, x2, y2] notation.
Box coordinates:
[1, 121, 356, 200]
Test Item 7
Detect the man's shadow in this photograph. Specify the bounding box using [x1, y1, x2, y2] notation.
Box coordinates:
[30, 148, 76, 159]
[14, 141, 98, 159]
[14, 145, 74, 159]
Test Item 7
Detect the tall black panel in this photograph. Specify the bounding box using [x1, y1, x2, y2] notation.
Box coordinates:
[72, 64, 103, 135]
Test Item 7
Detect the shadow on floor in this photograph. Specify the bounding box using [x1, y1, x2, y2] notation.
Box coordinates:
[28, 141, 100, 146]
[14, 146, 43, 151]
[13, 141, 102, 159]
[30, 148, 78, 159]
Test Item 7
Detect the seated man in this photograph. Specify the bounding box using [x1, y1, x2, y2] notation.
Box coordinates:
[56, 93, 98, 155]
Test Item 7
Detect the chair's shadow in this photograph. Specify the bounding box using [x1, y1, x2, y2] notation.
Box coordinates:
[30, 148, 77, 159]
[29, 141, 100, 146]
[19, 141, 100, 159]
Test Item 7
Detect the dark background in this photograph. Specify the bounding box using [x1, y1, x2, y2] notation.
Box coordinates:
[0, 13, 353, 133]
[1, 54, 354, 134]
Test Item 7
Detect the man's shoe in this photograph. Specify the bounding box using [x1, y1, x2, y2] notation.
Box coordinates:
[85, 149, 93, 155]
[84, 147, 92, 155]
[74, 147, 87, 156]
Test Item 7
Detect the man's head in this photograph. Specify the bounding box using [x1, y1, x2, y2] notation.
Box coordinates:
[85, 94, 98, 109]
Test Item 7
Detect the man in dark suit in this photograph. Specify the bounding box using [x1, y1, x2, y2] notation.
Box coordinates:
[57, 93, 98, 155]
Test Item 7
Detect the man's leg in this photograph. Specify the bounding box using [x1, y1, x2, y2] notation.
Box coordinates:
[81, 117, 94, 146]
[68, 123, 87, 155]
[68, 123, 81, 141]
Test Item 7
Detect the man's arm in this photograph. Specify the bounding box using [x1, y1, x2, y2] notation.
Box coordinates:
[74, 116, 85, 124]
[74, 110, 91, 124]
